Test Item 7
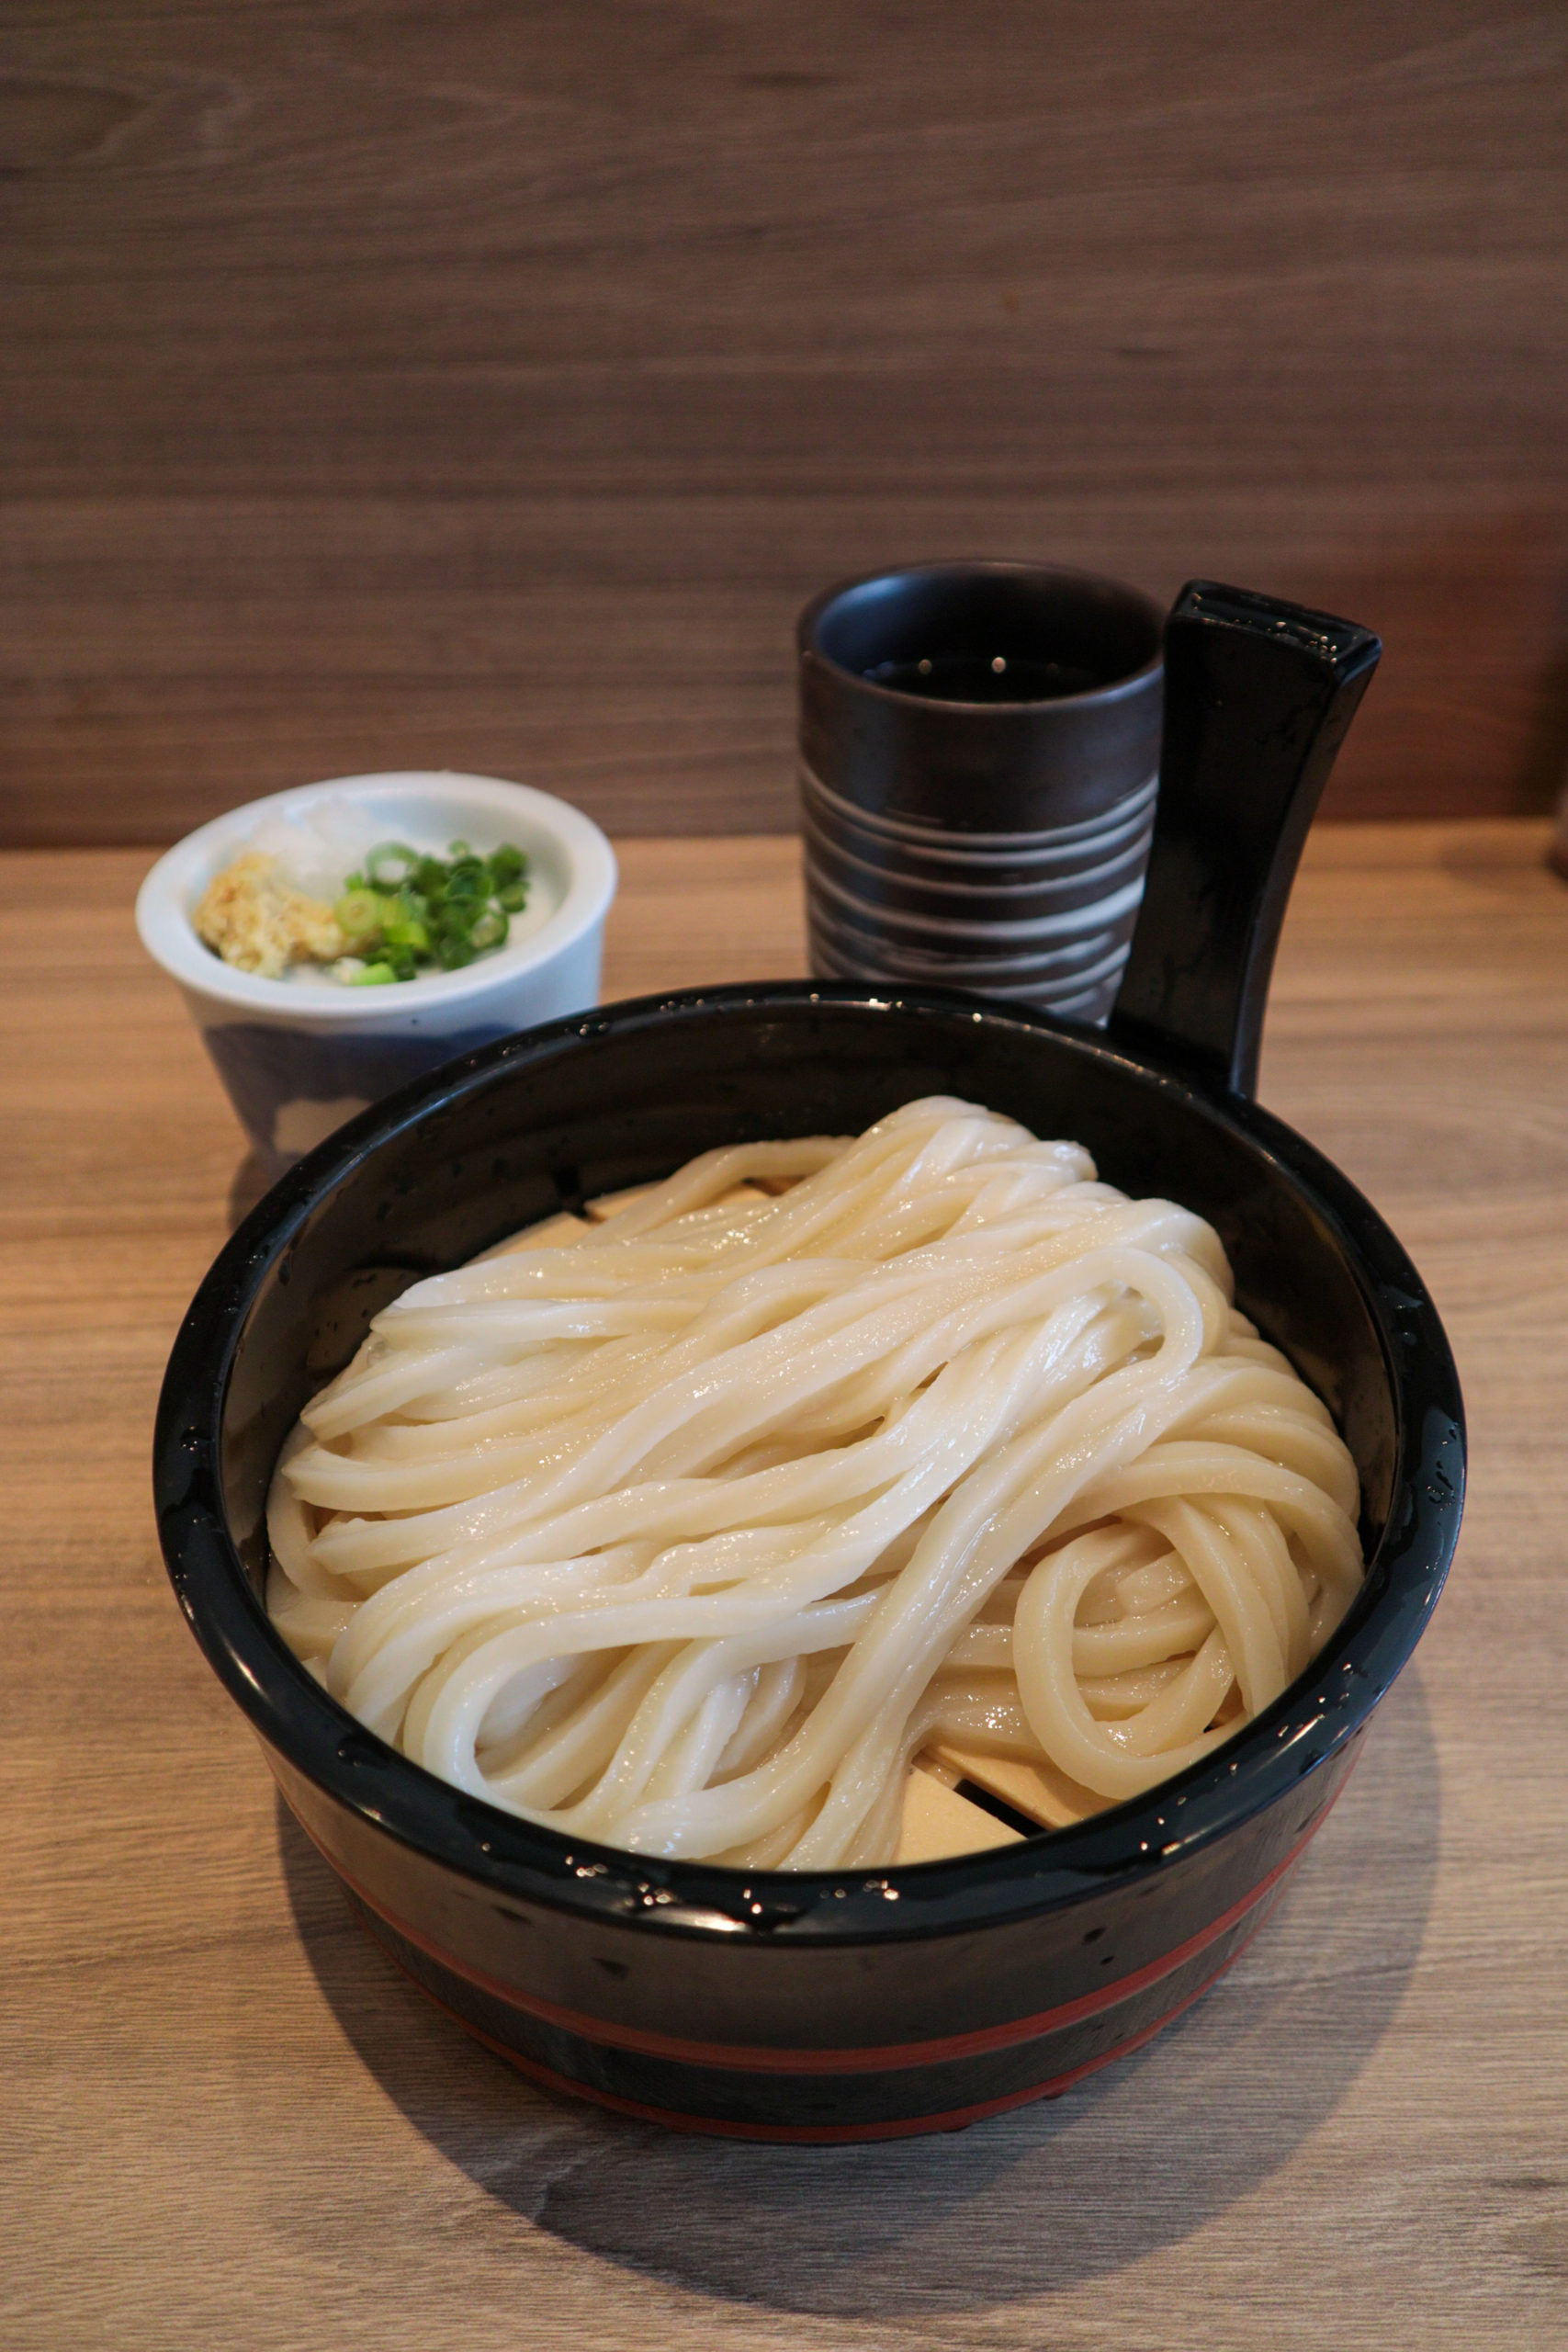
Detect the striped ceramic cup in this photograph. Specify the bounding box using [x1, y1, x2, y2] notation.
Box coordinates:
[797, 563, 1164, 1023]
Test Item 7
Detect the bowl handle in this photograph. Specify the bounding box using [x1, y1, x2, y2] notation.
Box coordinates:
[1107, 581, 1381, 1102]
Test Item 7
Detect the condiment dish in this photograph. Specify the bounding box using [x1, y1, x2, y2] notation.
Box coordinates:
[136, 770, 616, 1166]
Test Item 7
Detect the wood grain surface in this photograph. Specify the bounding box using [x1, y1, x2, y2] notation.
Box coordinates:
[4, 824, 1568, 2349]
[4, 5, 1568, 846]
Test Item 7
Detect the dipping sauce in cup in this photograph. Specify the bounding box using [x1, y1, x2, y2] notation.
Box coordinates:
[797, 562, 1164, 1023]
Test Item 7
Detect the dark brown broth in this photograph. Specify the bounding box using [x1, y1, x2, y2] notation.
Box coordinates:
[862, 650, 1110, 703]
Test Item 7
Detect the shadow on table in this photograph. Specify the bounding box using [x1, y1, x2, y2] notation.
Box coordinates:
[228, 1147, 281, 1230]
[278, 1668, 1438, 2320]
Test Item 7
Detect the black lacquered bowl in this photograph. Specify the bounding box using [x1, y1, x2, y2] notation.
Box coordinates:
[154, 586, 1464, 2140]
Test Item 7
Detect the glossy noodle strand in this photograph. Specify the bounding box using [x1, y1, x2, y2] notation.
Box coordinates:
[267, 1098, 1363, 1868]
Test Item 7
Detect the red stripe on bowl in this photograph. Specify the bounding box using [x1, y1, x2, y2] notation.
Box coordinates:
[366, 1898, 1281, 2142]
[299, 1780, 1344, 2077]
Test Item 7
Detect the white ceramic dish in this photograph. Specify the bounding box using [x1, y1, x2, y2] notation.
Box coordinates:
[137, 771, 617, 1166]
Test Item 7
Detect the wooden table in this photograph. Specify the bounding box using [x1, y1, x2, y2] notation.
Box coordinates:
[5, 824, 1566, 2351]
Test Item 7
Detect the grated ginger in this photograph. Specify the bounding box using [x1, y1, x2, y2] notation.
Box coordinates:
[193, 853, 346, 980]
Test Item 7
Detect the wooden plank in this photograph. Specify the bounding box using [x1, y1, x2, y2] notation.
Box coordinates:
[2, 823, 1567, 2349]
[927, 1741, 1102, 1832]
[896, 1767, 1024, 1864]
[2, 6, 1567, 843]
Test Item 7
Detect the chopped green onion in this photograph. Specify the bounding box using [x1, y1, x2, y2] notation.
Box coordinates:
[367, 842, 419, 888]
[326, 837, 528, 984]
[381, 911, 430, 953]
[335, 888, 383, 944]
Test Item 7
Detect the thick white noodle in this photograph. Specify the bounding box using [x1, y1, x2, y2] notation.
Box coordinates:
[266, 1098, 1364, 1868]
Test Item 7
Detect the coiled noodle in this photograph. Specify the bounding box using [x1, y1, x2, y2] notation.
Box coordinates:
[268, 1098, 1363, 1869]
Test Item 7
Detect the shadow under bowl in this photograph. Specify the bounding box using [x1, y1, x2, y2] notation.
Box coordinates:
[153, 984, 1462, 2141]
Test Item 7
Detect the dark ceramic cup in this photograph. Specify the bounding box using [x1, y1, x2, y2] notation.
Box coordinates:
[153, 584, 1463, 2142]
[797, 562, 1165, 1021]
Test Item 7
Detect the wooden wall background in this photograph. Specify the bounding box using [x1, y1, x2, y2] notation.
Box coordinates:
[3, 1, 1567, 846]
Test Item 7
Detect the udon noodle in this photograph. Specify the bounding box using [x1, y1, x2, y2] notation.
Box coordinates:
[268, 1098, 1363, 1870]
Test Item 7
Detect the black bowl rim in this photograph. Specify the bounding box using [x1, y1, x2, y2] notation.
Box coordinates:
[154, 980, 1465, 1947]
